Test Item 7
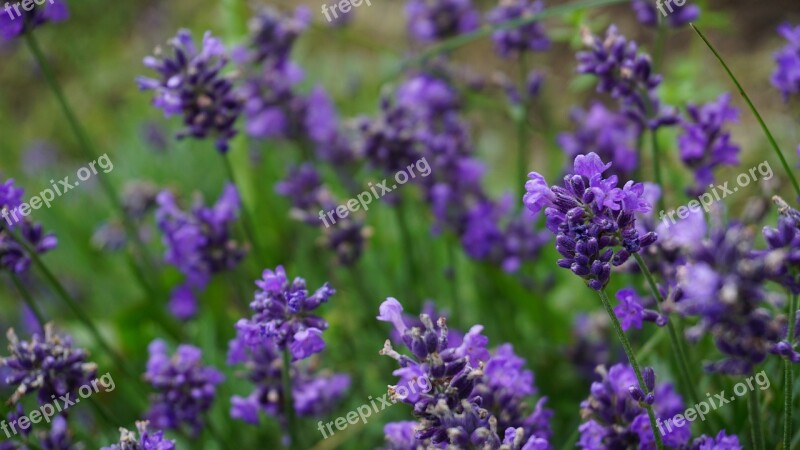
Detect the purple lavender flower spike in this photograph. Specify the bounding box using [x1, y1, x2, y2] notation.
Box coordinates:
[380, 421, 419, 450]
[578, 363, 690, 449]
[1, 324, 96, 406]
[763, 196, 800, 295]
[101, 421, 175, 450]
[772, 23, 800, 101]
[227, 325, 348, 424]
[138, 30, 241, 152]
[678, 93, 740, 195]
[156, 183, 246, 319]
[614, 288, 666, 331]
[236, 265, 334, 361]
[245, 6, 309, 66]
[144, 340, 223, 436]
[0, 0, 68, 41]
[405, 0, 479, 43]
[525, 152, 657, 290]
[487, 0, 550, 57]
[631, 0, 699, 28]
[688, 430, 742, 449]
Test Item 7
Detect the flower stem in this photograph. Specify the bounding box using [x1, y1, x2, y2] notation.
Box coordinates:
[749, 382, 766, 450]
[22, 30, 162, 278]
[784, 293, 798, 450]
[691, 24, 800, 199]
[281, 349, 299, 450]
[9, 273, 46, 331]
[597, 288, 664, 450]
[222, 153, 267, 267]
[8, 231, 135, 382]
[632, 254, 706, 417]
[515, 54, 530, 210]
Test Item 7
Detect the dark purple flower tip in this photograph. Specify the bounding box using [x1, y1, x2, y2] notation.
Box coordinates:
[0, 0, 68, 41]
[101, 420, 176, 450]
[772, 23, 800, 101]
[406, 0, 479, 43]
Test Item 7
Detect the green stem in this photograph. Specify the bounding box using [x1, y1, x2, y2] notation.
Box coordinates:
[22, 30, 162, 279]
[749, 383, 766, 450]
[281, 349, 299, 450]
[394, 200, 419, 306]
[650, 129, 666, 214]
[597, 288, 664, 450]
[691, 24, 800, 199]
[10, 273, 46, 330]
[516, 54, 530, 210]
[222, 153, 267, 267]
[784, 293, 798, 450]
[8, 231, 135, 382]
[445, 234, 460, 325]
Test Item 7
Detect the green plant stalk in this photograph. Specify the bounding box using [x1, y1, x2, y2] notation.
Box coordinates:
[598, 288, 664, 450]
[10, 273, 46, 329]
[222, 153, 267, 267]
[784, 293, 798, 450]
[8, 231, 136, 382]
[632, 255, 702, 406]
[394, 199, 419, 306]
[749, 383, 766, 450]
[516, 54, 530, 210]
[691, 24, 800, 199]
[22, 30, 163, 281]
[282, 349, 299, 450]
[396, 0, 630, 75]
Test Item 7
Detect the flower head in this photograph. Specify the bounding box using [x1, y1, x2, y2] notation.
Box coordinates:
[101, 421, 175, 450]
[0, 179, 57, 274]
[525, 152, 657, 290]
[405, 0, 479, 43]
[772, 23, 800, 101]
[631, 0, 699, 28]
[144, 340, 223, 436]
[487, 0, 550, 57]
[137, 30, 241, 152]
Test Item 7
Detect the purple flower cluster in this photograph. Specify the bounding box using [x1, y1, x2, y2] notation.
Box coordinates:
[101, 421, 175, 450]
[155, 183, 246, 320]
[405, 0, 479, 43]
[0, 179, 57, 274]
[487, 0, 550, 57]
[613, 288, 666, 331]
[137, 30, 241, 152]
[377, 298, 552, 449]
[631, 0, 699, 28]
[525, 152, 657, 290]
[235, 265, 334, 361]
[558, 102, 641, 179]
[577, 26, 677, 130]
[0, 0, 68, 41]
[678, 93, 740, 196]
[227, 326, 349, 423]
[771, 23, 800, 101]
[1, 324, 96, 406]
[763, 197, 800, 295]
[144, 340, 224, 436]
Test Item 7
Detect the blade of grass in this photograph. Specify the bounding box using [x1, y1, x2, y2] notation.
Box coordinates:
[690, 23, 800, 199]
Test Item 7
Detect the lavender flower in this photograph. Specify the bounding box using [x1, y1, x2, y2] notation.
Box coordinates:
[678, 93, 740, 195]
[614, 288, 666, 331]
[377, 297, 498, 447]
[144, 340, 223, 436]
[244, 6, 310, 66]
[137, 30, 241, 152]
[558, 102, 641, 179]
[524, 152, 657, 290]
[0, 0, 68, 41]
[676, 223, 783, 374]
[227, 327, 349, 423]
[235, 266, 334, 361]
[763, 196, 800, 294]
[578, 364, 690, 449]
[688, 431, 742, 449]
[381, 421, 420, 450]
[1, 324, 96, 405]
[101, 421, 175, 450]
[487, 0, 550, 57]
[771, 23, 800, 101]
[40, 416, 77, 450]
[0, 179, 57, 274]
[631, 0, 699, 28]
[578, 26, 677, 130]
[156, 183, 246, 320]
[405, 0, 479, 43]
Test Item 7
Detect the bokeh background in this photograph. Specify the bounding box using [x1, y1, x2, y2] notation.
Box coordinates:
[2, 0, 800, 448]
